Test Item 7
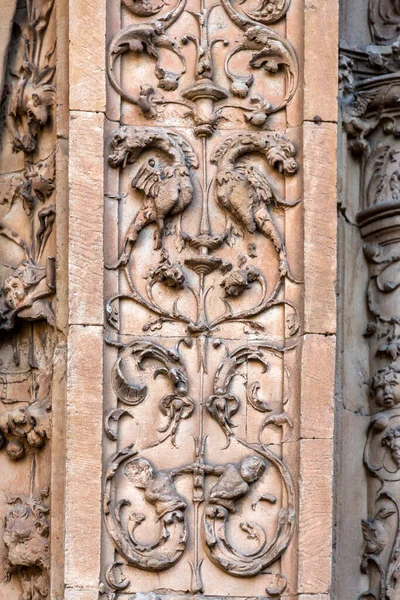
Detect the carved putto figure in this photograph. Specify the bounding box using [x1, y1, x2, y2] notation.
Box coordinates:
[103, 0, 300, 592]
[372, 365, 400, 409]
[125, 457, 187, 518]
[206, 455, 266, 514]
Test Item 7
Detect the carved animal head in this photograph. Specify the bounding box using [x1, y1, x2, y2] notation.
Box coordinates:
[265, 134, 298, 175]
[9, 72, 55, 154]
[3, 494, 50, 577]
[108, 128, 130, 168]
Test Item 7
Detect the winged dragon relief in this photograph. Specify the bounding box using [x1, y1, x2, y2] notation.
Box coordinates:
[104, 0, 299, 588]
[106, 126, 300, 337]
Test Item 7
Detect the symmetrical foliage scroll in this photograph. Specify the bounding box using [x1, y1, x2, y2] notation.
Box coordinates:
[104, 127, 299, 594]
[104, 0, 299, 595]
[107, 0, 298, 136]
[0, 1, 56, 598]
[340, 8, 400, 598]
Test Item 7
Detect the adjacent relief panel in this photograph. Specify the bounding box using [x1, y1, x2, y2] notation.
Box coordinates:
[0, 1, 57, 599]
[102, 0, 304, 598]
[338, 1, 400, 599]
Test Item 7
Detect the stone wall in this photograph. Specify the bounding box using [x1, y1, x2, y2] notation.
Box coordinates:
[0, 1, 338, 599]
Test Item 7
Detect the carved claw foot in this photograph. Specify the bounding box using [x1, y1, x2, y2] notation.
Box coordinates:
[279, 259, 303, 284]
[105, 253, 130, 269]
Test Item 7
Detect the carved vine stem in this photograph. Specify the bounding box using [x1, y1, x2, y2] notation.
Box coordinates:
[103, 0, 299, 592]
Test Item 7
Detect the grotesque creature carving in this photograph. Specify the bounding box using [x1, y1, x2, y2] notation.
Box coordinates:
[0, 399, 51, 460]
[0, 259, 55, 330]
[221, 265, 260, 297]
[211, 133, 298, 277]
[103, 0, 300, 592]
[382, 426, 400, 469]
[3, 491, 50, 599]
[7, 1, 55, 155]
[108, 127, 198, 265]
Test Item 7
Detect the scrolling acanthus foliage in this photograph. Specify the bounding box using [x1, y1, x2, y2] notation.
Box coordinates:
[104, 341, 296, 582]
[104, 0, 299, 592]
[107, 0, 298, 136]
[103, 123, 299, 589]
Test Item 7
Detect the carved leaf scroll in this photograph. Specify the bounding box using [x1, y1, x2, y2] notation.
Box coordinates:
[103, 0, 300, 591]
[107, 0, 298, 132]
[104, 446, 189, 573]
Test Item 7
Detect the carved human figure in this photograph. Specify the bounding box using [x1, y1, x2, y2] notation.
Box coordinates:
[382, 426, 400, 469]
[372, 365, 400, 409]
[205, 455, 266, 514]
[0, 260, 55, 329]
[125, 458, 187, 519]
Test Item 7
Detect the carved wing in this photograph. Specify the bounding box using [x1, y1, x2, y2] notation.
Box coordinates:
[236, 164, 274, 204]
[131, 160, 162, 198]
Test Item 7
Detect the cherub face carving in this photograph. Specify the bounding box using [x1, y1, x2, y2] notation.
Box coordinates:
[3, 275, 26, 310]
[125, 458, 154, 488]
[372, 366, 400, 409]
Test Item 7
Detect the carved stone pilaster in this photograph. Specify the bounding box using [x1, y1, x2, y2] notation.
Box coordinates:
[340, 10, 400, 595]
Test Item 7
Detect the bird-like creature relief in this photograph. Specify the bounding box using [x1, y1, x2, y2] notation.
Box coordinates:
[108, 127, 198, 267]
[211, 133, 298, 278]
[361, 504, 395, 566]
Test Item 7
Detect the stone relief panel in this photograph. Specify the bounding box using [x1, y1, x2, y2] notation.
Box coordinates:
[102, 0, 302, 598]
[338, 5, 400, 598]
[0, 1, 56, 598]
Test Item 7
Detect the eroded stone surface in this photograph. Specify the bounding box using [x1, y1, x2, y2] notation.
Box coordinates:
[0, 2, 57, 598]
